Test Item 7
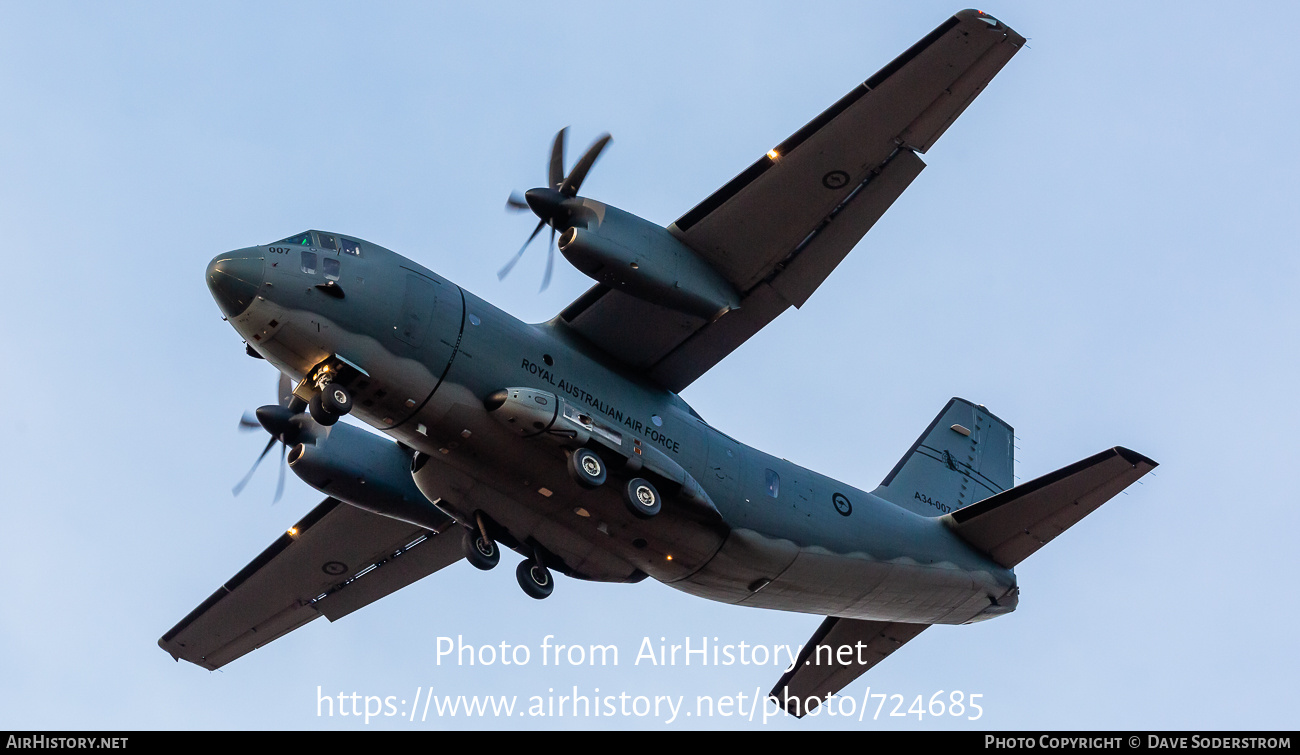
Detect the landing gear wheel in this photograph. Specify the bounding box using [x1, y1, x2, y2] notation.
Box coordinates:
[568, 448, 606, 489]
[462, 528, 500, 571]
[321, 384, 353, 416]
[623, 477, 661, 519]
[308, 393, 339, 426]
[516, 559, 554, 600]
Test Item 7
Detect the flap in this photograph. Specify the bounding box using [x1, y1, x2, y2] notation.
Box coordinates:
[159, 498, 463, 670]
[558, 10, 1024, 392]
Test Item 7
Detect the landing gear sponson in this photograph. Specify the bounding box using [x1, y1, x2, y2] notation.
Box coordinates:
[484, 387, 717, 520]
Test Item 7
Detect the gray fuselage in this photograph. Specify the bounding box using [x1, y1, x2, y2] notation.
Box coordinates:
[208, 233, 1018, 626]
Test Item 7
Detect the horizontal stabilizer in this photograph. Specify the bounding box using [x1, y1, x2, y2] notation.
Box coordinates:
[159, 498, 464, 670]
[770, 617, 928, 718]
[943, 447, 1157, 569]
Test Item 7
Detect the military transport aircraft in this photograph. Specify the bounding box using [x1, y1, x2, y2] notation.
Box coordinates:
[161, 10, 1156, 716]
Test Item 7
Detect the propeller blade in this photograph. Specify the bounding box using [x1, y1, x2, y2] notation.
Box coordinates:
[541, 226, 556, 292]
[506, 192, 531, 212]
[548, 127, 567, 191]
[274, 444, 287, 504]
[232, 436, 277, 497]
[239, 412, 261, 431]
[278, 373, 294, 408]
[560, 133, 611, 197]
[498, 218, 547, 281]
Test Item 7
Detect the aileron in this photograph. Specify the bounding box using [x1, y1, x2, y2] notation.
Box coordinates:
[560, 10, 1024, 391]
[159, 498, 464, 670]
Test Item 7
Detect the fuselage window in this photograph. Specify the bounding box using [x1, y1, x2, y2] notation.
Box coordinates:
[317, 232, 337, 251]
[277, 232, 313, 246]
[301, 251, 317, 274]
[340, 238, 361, 256]
[323, 257, 340, 281]
[765, 468, 780, 498]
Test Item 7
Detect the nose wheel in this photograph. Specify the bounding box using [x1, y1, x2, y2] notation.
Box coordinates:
[516, 558, 554, 600]
[309, 385, 353, 426]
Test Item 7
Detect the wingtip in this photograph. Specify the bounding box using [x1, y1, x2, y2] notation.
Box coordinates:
[1113, 446, 1158, 469]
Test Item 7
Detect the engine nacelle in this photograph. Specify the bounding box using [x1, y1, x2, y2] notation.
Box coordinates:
[288, 421, 448, 532]
[559, 201, 740, 320]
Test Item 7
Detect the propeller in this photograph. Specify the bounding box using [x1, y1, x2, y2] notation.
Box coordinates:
[232, 373, 316, 503]
[500, 127, 612, 291]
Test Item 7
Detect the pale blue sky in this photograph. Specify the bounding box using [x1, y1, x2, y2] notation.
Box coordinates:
[1, 1, 1296, 730]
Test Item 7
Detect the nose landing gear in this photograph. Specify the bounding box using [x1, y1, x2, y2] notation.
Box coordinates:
[307, 376, 353, 427]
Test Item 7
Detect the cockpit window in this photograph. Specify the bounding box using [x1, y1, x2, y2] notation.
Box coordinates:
[317, 232, 337, 251]
[322, 257, 340, 281]
[340, 237, 361, 256]
[277, 232, 313, 246]
[301, 251, 317, 274]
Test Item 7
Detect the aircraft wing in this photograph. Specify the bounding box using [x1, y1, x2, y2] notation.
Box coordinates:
[559, 10, 1025, 393]
[771, 617, 929, 717]
[159, 498, 461, 670]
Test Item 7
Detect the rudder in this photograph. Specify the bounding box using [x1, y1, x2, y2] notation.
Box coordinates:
[872, 398, 1013, 516]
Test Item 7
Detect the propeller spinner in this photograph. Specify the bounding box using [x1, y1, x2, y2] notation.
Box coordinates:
[232, 373, 317, 503]
[500, 127, 612, 291]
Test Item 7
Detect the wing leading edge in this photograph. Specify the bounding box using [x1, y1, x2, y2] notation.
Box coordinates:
[159, 498, 461, 670]
[559, 10, 1025, 392]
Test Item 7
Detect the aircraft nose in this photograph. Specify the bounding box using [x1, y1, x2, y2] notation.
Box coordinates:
[206, 251, 264, 318]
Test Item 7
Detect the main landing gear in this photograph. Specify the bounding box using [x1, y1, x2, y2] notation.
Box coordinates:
[568, 448, 662, 519]
[462, 513, 501, 571]
[516, 557, 554, 600]
[461, 447, 667, 602]
[462, 528, 500, 571]
[622, 477, 661, 519]
[568, 448, 607, 488]
[461, 514, 555, 600]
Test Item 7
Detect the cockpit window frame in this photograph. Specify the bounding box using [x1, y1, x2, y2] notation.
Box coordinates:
[276, 231, 314, 247]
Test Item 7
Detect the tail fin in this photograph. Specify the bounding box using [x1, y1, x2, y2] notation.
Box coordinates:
[872, 398, 1013, 516]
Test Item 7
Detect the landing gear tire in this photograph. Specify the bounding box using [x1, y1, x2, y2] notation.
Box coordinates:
[623, 477, 661, 519]
[308, 394, 339, 426]
[321, 385, 353, 416]
[462, 528, 500, 571]
[568, 448, 606, 489]
[516, 559, 554, 600]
